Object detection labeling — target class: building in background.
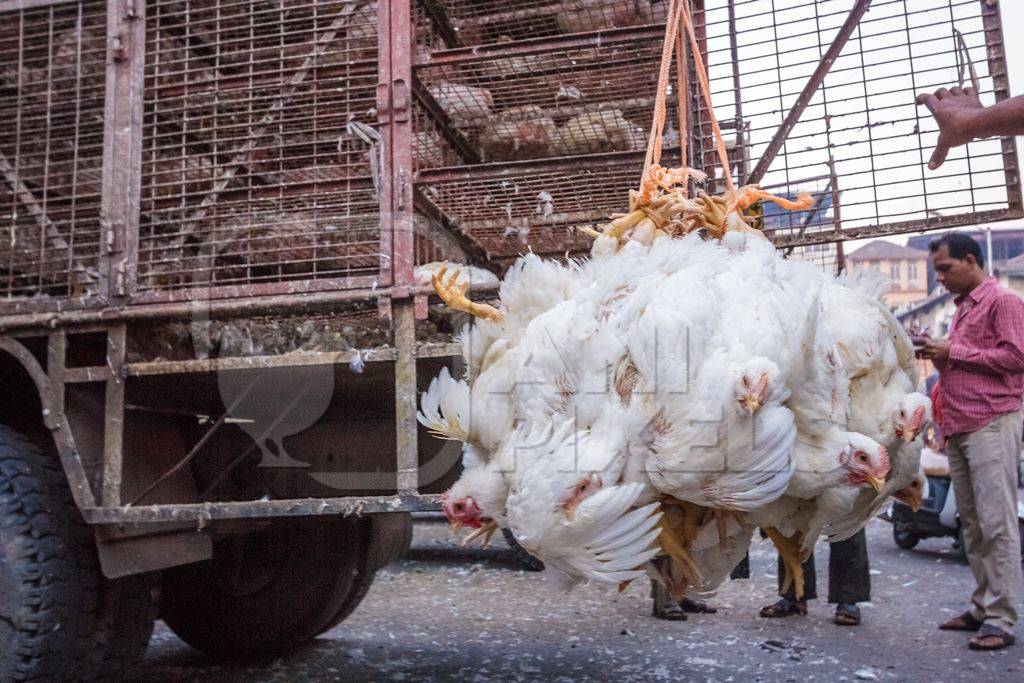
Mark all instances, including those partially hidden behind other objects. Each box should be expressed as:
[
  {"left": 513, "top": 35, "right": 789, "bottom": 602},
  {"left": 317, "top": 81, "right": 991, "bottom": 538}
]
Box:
[{"left": 846, "top": 240, "right": 929, "bottom": 307}]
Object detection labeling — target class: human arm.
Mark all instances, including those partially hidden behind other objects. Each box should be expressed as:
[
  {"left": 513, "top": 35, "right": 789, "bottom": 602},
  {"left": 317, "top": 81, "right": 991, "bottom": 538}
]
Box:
[
  {"left": 915, "top": 87, "right": 1024, "bottom": 170},
  {"left": 946, "top": 296, "right": 1024, "bottom": 375}
]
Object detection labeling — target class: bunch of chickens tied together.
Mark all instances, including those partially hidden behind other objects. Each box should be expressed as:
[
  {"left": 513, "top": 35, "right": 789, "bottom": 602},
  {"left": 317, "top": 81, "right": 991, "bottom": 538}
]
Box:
[{"left": 418, "top": 181, "right": 931, "bottom": 601}]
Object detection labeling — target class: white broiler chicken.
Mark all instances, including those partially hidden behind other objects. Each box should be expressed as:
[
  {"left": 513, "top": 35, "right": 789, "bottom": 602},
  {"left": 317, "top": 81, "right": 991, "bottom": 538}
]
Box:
[
  {"left": 555, "top": 110, "right": 647, "bottom": 156},
  {"left": 423, "top": 182, "right": 919, "bottom": 600},
  {"left": 505, "top": 417, "right": 663, "bottom": 589},
  {"left": 414, "top": 262, "right": 498, "bottom": 288},
  {"left": 478, "top": 106, "right": 558, "bottom": 161},
  {"left": 555, "top": 0, "right": 660, "bottom": 34},
  {"left": 747, "top": 427, "right": 890, "bottom": 597},
  {"left": 427, "top": 81, "right": 494, "bottom": 128}
]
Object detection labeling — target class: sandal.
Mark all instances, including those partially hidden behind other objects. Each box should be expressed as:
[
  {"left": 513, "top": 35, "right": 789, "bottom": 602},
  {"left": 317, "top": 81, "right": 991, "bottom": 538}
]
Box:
[
  {"left": 834, "top": 603, "right": 861, "bottom": 626},
  {"left": 969, "top": 624, "right": 1015, "bottom": 651},
  {"left": 759, "top": 598, "right": 807, "bottom": 618},
  {"left": 939, "top": 612, "right": 983, "bottom": 632},
  {"left": 680, "top": 597, "right": 718, "bottom": 614}
]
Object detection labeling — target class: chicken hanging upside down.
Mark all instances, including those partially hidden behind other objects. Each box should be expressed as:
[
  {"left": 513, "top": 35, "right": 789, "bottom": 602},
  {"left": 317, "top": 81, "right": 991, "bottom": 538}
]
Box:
[{"left": 420, "top": 159, "right": 926, "bottom": 603}]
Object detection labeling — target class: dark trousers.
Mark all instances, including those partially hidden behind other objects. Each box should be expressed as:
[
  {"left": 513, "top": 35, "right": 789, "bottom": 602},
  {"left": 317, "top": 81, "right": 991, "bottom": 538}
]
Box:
[{"left": 778, "top": 529, "right": 870, "bottom": 604}]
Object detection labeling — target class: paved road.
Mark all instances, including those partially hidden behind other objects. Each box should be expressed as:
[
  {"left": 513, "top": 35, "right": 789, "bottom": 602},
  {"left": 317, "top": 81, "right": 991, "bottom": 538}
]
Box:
[{"left": 137, "top": 516, "right": 1024, "bottom": 682}]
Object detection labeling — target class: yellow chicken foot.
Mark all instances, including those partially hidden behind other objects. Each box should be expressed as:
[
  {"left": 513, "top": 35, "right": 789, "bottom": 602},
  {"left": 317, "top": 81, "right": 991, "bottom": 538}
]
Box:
[
  {"left": 762, "top": 527, "right": 805, "bottom": 600},
  {"left": 432, "top": 264, "right": 504, "bottom": 322},
  {"left": 460, "top": 519, "right": 499, "bottom": 548},
  {"left": 657, "top": 512, "right": 702, "bottom": 596},
  {"left": 728, "top": 186, "right": 815, "bottom": 215},
  {"left": 713, "top": 508, "right": 735, "bottom": 551}
]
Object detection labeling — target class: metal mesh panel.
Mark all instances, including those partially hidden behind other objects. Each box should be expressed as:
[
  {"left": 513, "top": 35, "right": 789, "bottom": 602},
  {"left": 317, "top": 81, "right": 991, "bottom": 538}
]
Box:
[
  {"left": 126, "top": 304, "right": 393, "bottom": 361},
  {"left": 695, "top": 0, "right": 1020, "bottom": 241},
  {"left": 415, "top": 35, "right": 664, "bottom": 165},
  {"left": 413, "top": 0, "right": 1020, "bottom": 262},
  {"left": 138, "top": 0, "right": 382, "bottom": 292},
  {"left": 419, "top": 154, "right": 666, "bottom": 256},
  {"left": 0, "top": 1, "right": 106, "bottom": 300},
  {"left": 412, "top": 212, "right": 466, "bottom": 266},
  {"left": 417, "top": 0, "right": 669, "bottom": 52}
]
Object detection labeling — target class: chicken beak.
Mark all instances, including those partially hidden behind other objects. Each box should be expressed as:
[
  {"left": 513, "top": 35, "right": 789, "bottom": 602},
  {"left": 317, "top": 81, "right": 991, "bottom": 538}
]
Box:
[
  {"left": 740, "top": 395, "right": 762, "bottom": 414},
  {"left": 563, "top": 502, "right": 577, "bottom": 522},
  {"left": 867, "top": 474, "right": 885, "bottom": 494},
  {"left": 908, "top": 492, "right": 924, "bottom": 513},
  {"left": 450, "top": 519, "right": 464, "bottom": 534}
]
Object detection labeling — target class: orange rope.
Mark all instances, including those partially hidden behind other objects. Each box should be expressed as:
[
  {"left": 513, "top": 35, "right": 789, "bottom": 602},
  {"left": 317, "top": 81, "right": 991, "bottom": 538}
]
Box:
[
  {"left": 638, "top": 0, "right": 735, "bottom": 203},
  {"left": 640, "top": 0, "right": 683, "bottom": 185},
  {"left": 673, "top": 16, "right": 688, "bottom": 193}
]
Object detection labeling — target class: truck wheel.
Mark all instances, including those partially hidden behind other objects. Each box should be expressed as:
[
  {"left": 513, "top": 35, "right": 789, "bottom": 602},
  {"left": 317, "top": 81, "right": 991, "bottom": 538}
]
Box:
[
  {"left": 93, "top": 573, "right": 159, "bottom": 681},
  {"left": 160, "top": 517, "right": 365, "bottom": 660},
  {"left": 892, "top": 523, "right": 920, "bottom": 550},
  {"left": 0, "top": 424, "right": 103, "bottom": 681},
  {"left": 502, "top": 528, "right": 544, "bottom": 571},
  {"left": 318, "top": 513, "right": 413, "bottom": 634}
]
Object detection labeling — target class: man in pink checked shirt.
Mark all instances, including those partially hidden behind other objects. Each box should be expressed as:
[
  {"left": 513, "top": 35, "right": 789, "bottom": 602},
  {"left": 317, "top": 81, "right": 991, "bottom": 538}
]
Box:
[{"left": 918, "top": 232, "right": 1024, "bottom": 651}]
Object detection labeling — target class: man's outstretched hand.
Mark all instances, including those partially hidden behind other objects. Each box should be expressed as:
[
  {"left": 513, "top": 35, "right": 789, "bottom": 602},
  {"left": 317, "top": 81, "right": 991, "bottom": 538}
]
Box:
[{"left": 915, "top": 86, "right": 985, "bottom": 170}]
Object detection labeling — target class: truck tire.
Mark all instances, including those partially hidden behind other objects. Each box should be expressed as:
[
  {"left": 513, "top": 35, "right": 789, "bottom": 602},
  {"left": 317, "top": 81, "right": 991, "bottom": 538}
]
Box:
[
  {"left": 502, "top": 528, "right": 545, "bottom": 571},
  {"left": 93, "top": 572, "right": 160, "bottom": 681},
  {"left": 0, "top": 424, "right": 103, "bottom": 681},
  {"left": 317, "top": 513, "right": 413, "bottom": 634},
  {"left": 160, "top": 517, "right": 366, "bottom": 660}
]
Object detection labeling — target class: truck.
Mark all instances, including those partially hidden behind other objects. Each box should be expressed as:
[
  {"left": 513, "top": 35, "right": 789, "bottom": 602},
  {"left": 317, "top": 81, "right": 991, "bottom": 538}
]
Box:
[{"left": 0, "top": 0, "right": 1017, "bottom": 678}]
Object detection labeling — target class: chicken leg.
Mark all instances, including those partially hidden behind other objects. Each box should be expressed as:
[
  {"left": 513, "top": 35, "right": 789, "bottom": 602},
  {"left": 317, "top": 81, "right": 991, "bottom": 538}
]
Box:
[
  {"left": 656, "top": 506, "right": 702, "bottom": 598},
  {"left": 460, "top": 519, "right": 499, "bottom": 548},
  {"left": 712, "top": 508, "right": 747, "bottom": 550},
  {"left": 762, "top": 527, "right": 805, "bottom": 600},
  {"left": 432, "top": 264, "right": 504, "bottom": 322}
]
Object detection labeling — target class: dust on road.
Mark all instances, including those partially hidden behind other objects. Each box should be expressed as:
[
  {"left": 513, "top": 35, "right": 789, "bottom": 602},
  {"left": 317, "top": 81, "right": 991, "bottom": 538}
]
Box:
[{"left": 137, "top": 516, "right": 1024, "bottom": 682}]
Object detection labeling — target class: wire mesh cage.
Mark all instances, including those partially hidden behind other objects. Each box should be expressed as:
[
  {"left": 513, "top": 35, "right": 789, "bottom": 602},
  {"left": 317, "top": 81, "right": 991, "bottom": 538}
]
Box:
[
  {"left": 413, "top": 0, "right": 1021, "bottom": 269},
  {"left": 137, "top": 0, "right": 383, "bottom": 294},
  {"left": 0, "top": 0, "right": 1019, "bottom": 312},
  {"left": 694, "top": 0, "right": 1020, "bottom": 254},
  {"left": 0, "top": 0, "right": 106, "bottom": 300}
]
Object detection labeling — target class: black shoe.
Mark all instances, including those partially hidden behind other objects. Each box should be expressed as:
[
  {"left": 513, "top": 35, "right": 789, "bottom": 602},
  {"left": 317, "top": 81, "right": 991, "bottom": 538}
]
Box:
[
  {"left": 653, "top": 602, "right": 689, "bottom": 621},
  {"left": 834, "top": 603, "right": 861, "bottom": 626},
  {"left": 680, "top": 597, "right": 717, "bottom": 614}
]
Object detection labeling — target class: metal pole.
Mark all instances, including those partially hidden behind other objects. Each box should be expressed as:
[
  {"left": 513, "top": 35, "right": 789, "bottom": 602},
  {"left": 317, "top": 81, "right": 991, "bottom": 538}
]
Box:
[{"left": 987, "top": 227, "right": 994, "bottom": 276}]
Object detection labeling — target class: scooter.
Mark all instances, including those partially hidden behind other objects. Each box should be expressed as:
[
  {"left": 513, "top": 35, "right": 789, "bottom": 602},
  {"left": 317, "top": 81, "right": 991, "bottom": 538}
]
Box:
[{"left": 887, "top": 474, "right": 1024, "bottom": 560}]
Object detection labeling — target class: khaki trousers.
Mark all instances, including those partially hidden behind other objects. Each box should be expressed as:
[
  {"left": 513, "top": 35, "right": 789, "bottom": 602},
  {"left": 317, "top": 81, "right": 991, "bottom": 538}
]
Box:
[{"left": 946, "top": 409, "right": 1023, "bottom": 632}]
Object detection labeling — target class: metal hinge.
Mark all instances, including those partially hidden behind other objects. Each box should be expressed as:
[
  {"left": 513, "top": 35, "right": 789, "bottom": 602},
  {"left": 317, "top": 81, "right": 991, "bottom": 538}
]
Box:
[
  {"left": 103, "top": 219, "right": 124, "bottom": 255},
  {"left": 111, "top": 34, "right": 127, "bottom": 63},
  {"left": 123, "top": 0, "right": 139, "bottom": 20},
  {"left": 114, "top": 260, "right": 127, "bottom": 297}
]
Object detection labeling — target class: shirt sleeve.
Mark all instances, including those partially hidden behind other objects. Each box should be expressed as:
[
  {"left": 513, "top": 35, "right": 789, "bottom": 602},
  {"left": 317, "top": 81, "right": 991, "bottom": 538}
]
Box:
[{"left": 948, "top": 295, "right": 1024, "bottom": 375}]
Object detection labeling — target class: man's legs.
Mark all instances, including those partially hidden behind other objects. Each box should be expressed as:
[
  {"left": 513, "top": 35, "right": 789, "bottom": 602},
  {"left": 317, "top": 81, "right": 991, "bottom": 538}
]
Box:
[
  {"left": 827, "top": 528, "right": 870, "bottom": 625},
  {"left": 827, "top": 528, "right": 871, "bottom": 604},
  {"left": 946, "top": 431, "right": 988, "bottom": 624},
  {"left": 961, "top": 411, "right": 1023, "bottom": 633}
]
